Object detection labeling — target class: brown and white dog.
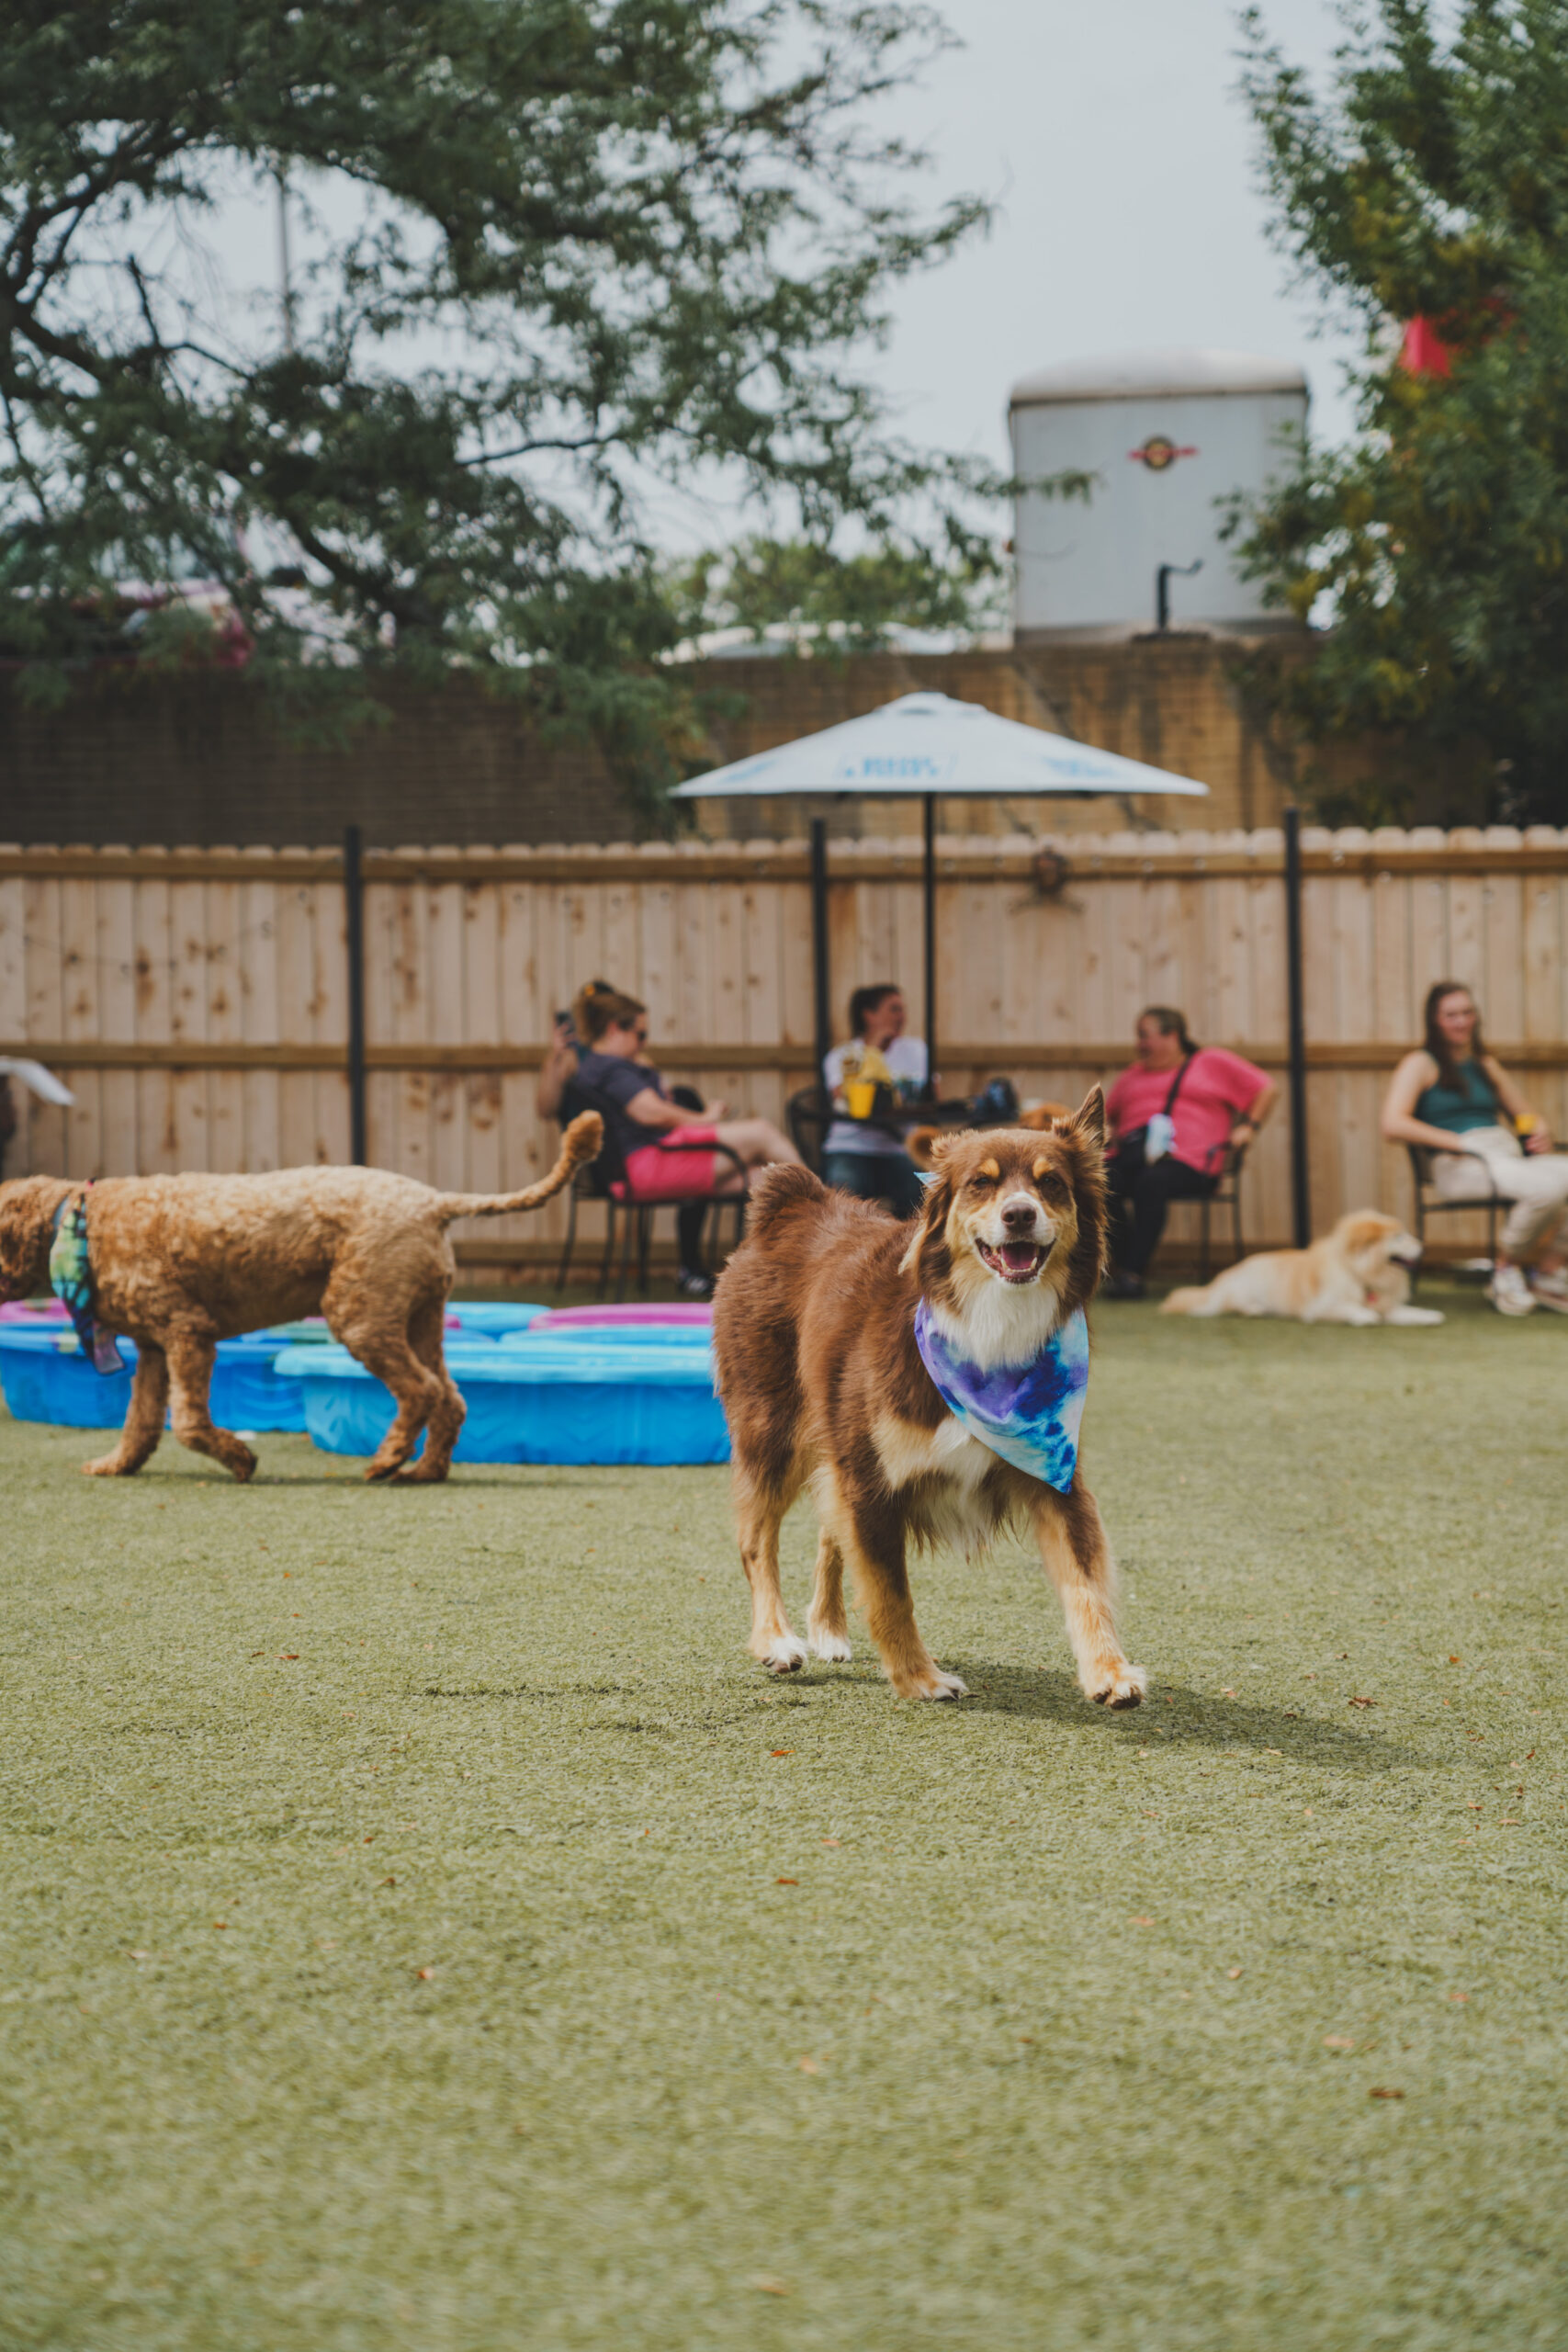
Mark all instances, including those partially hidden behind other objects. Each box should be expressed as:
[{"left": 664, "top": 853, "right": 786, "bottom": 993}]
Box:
[
  {"left": 1161, "top": 1210, "right": 1442, "bottom": 1326},
  {"left": 0, "top": 1114, "right": 600, "bottom": 1484},
  {"left": 712, "top": 1091, "right": 1145, "bottom": 1706}
]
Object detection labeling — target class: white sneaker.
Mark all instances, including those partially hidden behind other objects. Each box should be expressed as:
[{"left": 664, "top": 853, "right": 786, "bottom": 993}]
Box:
[
  {"left": 1529, "top": 1267, "right": 1568, "bottom": 1314},
  {"left": 1487, "top": 1264, "right": 1537, "bottom": 1316}
]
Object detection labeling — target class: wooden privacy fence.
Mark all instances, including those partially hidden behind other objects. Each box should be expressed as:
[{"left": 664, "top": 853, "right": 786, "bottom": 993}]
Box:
[{"left": 4, "top": 826, "right": 1567, "bottom": 1272}]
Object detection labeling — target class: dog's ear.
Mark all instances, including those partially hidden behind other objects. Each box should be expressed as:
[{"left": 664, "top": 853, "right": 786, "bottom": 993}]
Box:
[
  {"left": 925, "top": 1127, "right": 974, "bottom": 1170},
  {"left": 897, "top": 1159, "right": 954, "bottom": 1279},
  {"left": 1055, "top": 1085, "right": 1105, "bottom": 1152},
  {"left": 0, "top": 1177, "right": 67, "bottom": 1302},
  {"left": 905, "top": 1125, "right": 940, "bottom": 1172}
]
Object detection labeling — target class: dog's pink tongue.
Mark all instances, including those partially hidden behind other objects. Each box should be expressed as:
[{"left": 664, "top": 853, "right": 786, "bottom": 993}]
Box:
[{"left": 1002, "top": 1242, "right": 1038, "bottom": 1271}]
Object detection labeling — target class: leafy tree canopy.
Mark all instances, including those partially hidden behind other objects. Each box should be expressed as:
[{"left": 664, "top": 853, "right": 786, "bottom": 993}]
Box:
[
  {"left": 1236, "top": 0, "right": 1568, "bottom": 825},
  {"left": 0, "top": 0, "right": 1001, "bottom": 807},
  {"left": 665, "top": 526, "right": 1010, "bottom": 654}
]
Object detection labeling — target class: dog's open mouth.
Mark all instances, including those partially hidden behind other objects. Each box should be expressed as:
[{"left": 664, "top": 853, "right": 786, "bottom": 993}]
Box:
[{"left": 977, "top": 1238, "right": 1046, "bottom": 1284}]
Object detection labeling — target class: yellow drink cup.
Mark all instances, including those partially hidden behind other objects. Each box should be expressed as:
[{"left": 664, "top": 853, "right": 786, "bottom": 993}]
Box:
[{"left": 845, "top": 1079, "right": 877, "bottom": 1119}]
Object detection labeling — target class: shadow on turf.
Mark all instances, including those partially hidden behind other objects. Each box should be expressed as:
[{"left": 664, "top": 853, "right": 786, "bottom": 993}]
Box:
[{"left": 944, "top": 1659, "right": 1418, "bottom": 1770}]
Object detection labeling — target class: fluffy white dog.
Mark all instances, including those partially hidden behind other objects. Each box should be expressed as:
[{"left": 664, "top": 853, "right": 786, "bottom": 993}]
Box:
[{"left": 1161, "top": 1211, "right": 1443, "bottom": 1327}]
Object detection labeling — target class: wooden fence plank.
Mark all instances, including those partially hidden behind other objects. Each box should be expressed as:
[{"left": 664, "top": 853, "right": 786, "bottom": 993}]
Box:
[
  {"left": 0, "top": 865, "right": 28, "bottom": 1173},
  {"left": 60, "top": 874, "right": 103, "bottom": 1181},
  {"left": 24, "top": 875, "right": 67, "bottom": 1173},
  {"left": 98, "top": 870, "right": 137, "bottom": 1180}
]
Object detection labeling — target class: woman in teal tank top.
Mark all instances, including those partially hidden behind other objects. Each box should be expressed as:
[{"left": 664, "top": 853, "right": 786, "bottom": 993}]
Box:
[
  {"left": 1382, "top": 981, "right": 1568, "bottom": 1315},
  {"left": 1414, "top": 1055, "right": 1501, "bottom": 1136}
]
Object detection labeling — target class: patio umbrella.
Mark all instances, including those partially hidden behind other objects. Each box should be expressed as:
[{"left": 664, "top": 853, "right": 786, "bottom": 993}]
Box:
[{"left": 672, "top": 691, "right": 1208, "bottom": 1095}]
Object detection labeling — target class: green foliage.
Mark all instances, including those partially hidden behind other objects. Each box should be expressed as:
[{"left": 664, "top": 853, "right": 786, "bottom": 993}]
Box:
[
  {"left": 1235, "top": 2, "right": 1568, "bottom": 825},
  {"left": 666, "top": 527, "right": 1009, "bottom": 653},
  {"left": 0, "top": 0, "right": 996, "bottom": 813}
]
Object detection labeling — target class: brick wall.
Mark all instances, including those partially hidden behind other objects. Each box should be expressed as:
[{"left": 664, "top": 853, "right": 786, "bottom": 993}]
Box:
[
  {"left": 0, "top": 671, "right": 635, "bottom": 848},
  {"left": 1, "top": 633, "right": 1315, "bottom": 847}
]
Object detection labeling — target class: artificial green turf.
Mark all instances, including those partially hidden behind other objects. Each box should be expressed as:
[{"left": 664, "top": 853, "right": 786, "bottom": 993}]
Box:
[{"left": 1, "top": 1284, "right": 1565, "bottom": 2351}]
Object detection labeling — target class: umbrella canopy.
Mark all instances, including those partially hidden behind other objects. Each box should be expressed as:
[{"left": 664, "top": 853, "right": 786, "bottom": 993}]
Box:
[
  {"left": 671, "top": 691, "right": 1208, "bottom": 1104},
  {"left": 671, "top": 691, "right": 1211, "bottom": 803}
]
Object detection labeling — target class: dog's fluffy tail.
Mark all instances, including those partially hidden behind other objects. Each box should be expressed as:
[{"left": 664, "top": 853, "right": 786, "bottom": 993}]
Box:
[
  {"left": 743, "top": 1159, "right": 827, "bottom": 1239},
  {"left": 436, "top": 1111, "right": 603, "bottom": 1222},
  {"left": 1159, "top": 1283, "right": 1212, "bottom": 1316}
]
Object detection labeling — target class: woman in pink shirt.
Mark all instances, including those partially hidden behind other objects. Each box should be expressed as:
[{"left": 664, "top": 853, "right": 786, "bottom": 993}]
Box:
[{"left": 1102, "top": 1007, "right": 1276, "bottom": 1297}]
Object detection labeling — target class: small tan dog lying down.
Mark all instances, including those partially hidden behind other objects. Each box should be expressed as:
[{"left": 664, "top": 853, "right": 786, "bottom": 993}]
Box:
[
  {"left": 713, "top": 1092, "right": 1145, "bottom": 1707},
  {"left": 1161, "top": 1210, "right": 1442, "bottom": 1327},
  {"left": 0, "top": 1113, "right": 601, "bottom": 1483}
]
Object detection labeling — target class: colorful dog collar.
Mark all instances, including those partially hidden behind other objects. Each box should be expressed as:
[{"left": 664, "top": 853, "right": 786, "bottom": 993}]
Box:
[
  {"left": 49, "top": 1189, "right": 126, "bottom": 1375},
  {"left": 913, "top": 1299, "right": 1089, "bottom": 1493}
]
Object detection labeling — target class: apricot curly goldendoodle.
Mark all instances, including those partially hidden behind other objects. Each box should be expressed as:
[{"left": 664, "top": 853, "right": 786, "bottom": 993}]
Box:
[{"left": 0, "top": 1113, "right": 601, "bottom": 1485}]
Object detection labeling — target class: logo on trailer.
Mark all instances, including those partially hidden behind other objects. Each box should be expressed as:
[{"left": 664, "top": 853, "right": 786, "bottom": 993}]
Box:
[{"left": 1129, "top": 435, "right": 1198, "bottom": 471}]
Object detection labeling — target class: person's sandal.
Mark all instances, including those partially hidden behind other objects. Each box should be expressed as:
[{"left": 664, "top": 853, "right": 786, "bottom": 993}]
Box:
[
  {"left": 676, "top": 1267, "right": 716, "bottom": 1302},
  {"left": 1528, "top": 1267, "right": 1568, "bottom": 1314}
]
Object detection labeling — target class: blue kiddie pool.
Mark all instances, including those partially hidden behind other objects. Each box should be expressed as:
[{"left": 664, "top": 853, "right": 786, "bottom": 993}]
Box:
[
  {"left": 499, "top": 1322, "right": 713, "bottom": 1352},
  {"left": 276, "top": 1335, "right": 729, "bottom": 1466},
  {"left": 0, "top": 1326, "right": 311, "bottom": 1432},
  {"left": 447, "top": 1302, "right": 550, "bottom": 1338}
]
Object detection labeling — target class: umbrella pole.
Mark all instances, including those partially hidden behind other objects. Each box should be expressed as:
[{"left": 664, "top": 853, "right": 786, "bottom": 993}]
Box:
[
  {"left": 922, "top": 795, "right": 937, "bottom": 1101},
  {"left": 810, "top": 817, "right": 830, "bottom": 1090}
]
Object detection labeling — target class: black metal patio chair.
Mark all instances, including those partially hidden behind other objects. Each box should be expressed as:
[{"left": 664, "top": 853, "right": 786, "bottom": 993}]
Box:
[
  {"left": 553, "top": 1079, "right": 746, "bottom": 1299},
  {"left": 1405, "top": 1142, "right": 1505, "bottom": 1287}
]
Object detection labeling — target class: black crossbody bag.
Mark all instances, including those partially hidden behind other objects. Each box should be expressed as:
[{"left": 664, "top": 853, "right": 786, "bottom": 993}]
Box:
[{"left": 1114, "top": 1053, "right": 1194, "bottom": 1170}]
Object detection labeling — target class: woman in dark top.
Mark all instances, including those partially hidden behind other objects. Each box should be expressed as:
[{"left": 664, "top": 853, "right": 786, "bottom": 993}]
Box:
[
  {"left": 566, "top": 982, "right": 800, "bottom": 1296},
  {"left": 1382, "top": 978, "right": 1568, "bottom": 1316}
]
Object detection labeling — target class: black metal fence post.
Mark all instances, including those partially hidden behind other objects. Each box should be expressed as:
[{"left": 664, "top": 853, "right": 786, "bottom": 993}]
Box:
[
  {"left": 1283, "top": 804, "right": 1310, "bottom": 1246},
  {"left": 922, "top": 794, "right": 937, "bottom": 1100},
  {"left": 344, "top": 823, "right": 367, "bottom": 1166},
  {"left": 810, "top": 816, "right": 829, "bottom": 1090}
]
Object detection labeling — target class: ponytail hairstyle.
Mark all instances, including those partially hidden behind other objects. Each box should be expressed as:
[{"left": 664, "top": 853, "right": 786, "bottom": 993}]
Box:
[
  {"left": 1422, "top": 980, "right": 1484, "bottom": 1079},
  {"left": 573, "top": 978, "right": 647, "bottom": 1046},
  {"left": 1139, "top": 1004, "right": 1198, "bottom": 1056}
]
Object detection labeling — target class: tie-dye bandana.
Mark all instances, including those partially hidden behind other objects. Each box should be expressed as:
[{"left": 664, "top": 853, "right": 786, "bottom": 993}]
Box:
[
  {"left": 49, "top": 1191, "right": 125, "bottom": 1374},
  {"left": 913, "top": 1299, "right": 1089, "bottom": 1494}
]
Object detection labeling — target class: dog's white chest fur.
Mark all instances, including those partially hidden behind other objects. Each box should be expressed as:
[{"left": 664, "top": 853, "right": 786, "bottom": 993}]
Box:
[
  {"left": 873, "top": 1408, "right": 995, "bottom": 1496},
  {"left": 927, "top": 1281, "right": 1063, "bottom": 1373}
]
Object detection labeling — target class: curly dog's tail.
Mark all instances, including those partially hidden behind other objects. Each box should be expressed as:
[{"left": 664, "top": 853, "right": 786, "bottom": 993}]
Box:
[
  {"left": 436, "top": 1111, "right": 603, "bottom": 1222},
  {"left": 739, "top": 1159, "right": 828, "bottom": 1242}
]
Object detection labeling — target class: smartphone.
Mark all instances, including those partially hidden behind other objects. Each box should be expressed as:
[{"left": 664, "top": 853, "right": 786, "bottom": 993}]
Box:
[{"left": 554, "top": 1009, "right": 577, "bottom": 1043}]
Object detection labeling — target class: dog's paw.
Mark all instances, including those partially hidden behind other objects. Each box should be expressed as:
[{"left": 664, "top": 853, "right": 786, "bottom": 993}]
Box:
[
  {"left": 898, "top": 1665, "right": 969, "bottom": 1702},
  {"left": 760, "top": 1634, "right": 807, "bottom": 1675},
  {"left": 807, "top": 1627, "right": 853, "bottom": 1663},
  {"left": 229, "top": 1447, "right": 258, "bottom": 1485},
  {"left": 1086, "top": 1658, "right": 1146, "bottom": 1709},
  {"left": 80, "top": 1452, "right": 132, "bottom": 1477}
]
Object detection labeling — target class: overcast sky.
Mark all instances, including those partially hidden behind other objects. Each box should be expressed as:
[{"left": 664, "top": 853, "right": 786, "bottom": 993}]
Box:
[{"left": 859, "top": 0, "right": 1360, "bottom": 473}]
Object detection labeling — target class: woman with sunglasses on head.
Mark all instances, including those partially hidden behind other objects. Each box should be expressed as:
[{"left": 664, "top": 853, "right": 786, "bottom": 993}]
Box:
[
  {"left": 570, "top": 981, "right": 800, "bottom": 1298},
  {"left": 1382, "top": 980, "right": 1568, "bottom": 1316}
]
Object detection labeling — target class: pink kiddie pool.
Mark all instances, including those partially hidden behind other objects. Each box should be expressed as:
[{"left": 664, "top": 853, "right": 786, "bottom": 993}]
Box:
[
  {"left": 0, "top": 1301, "right": 68, "bottom": 1324},
  {"left": 530, "top": 1304, "right": 713, "bottom": 1331}
]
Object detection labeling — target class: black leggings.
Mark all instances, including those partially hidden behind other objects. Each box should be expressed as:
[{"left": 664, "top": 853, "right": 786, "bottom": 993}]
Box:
[{"left": 1108, "top": 1148, "right": 1217, "bottom": 1277}]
